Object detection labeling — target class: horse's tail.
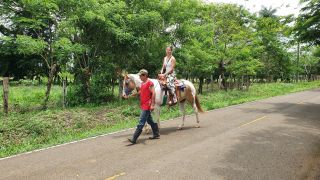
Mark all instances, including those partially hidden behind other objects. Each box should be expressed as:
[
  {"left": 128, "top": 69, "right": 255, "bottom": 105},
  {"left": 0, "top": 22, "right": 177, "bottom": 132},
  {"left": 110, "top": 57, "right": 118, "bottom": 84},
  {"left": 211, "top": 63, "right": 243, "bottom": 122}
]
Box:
[{"left": 195, "top": 95, "right": 204, "bottom": 113}]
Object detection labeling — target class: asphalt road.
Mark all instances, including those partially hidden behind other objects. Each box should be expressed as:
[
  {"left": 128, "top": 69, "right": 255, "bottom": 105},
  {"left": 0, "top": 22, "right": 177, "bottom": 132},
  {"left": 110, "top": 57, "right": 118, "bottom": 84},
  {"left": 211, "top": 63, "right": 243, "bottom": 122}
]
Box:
[{"left": 1, "top": 89, "right": 320, "bottom": 180}]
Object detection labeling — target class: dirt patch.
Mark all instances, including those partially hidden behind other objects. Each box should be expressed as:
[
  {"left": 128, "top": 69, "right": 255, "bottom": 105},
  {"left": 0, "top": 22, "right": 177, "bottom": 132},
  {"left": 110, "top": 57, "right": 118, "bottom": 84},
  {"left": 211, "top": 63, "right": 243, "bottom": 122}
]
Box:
[{"left": 299, "top": 151, "right": 320, "bottom": 180}]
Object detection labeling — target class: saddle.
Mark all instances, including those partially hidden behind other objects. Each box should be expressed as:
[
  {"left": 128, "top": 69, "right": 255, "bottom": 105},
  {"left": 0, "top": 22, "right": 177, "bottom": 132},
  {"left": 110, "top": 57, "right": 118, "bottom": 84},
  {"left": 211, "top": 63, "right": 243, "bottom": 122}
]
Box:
[{"left": 157, "top": 74, "right": 186, "bottom": 106}]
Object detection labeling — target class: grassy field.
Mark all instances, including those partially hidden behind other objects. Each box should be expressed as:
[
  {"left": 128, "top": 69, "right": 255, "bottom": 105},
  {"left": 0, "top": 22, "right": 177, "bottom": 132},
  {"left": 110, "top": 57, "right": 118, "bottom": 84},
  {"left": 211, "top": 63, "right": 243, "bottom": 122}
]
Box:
[
  {"left": 0, "top": 85, "right": 62, "bottom": 112},
  {"left": 0, "top": 81, "right": 320, "bottom": 158}
]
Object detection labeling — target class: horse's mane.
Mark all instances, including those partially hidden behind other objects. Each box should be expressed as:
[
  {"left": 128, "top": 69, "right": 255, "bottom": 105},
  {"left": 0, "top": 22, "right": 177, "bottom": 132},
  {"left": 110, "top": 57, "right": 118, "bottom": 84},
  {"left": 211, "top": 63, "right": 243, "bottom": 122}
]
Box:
[
  {"left": 128, "top": 74, "right": 142, "bottom": 87},
  {"left": 128, "top": 74, "right": 161, "bottom": 89}
]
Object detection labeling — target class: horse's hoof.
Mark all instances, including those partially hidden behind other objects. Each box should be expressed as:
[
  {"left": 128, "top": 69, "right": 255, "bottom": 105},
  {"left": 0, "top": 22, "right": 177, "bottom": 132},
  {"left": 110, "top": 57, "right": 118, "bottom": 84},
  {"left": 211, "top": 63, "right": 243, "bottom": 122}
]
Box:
[
  {"left": 144, "top": 130, "right": 150, "bottom": 134},
  {"left": 177, "top": 127, "right": 183, "bottom": 130},
  {"left": 194, "top": 125, "right": 200, "bottom": 128}
]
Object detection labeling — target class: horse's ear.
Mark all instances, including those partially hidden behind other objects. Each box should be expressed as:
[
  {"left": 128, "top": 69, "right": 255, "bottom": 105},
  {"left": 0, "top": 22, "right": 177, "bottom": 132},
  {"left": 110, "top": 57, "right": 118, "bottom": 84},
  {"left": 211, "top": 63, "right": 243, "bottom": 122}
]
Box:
[{"left": 121, "top": 70, "right": 128, "bottom": 77}]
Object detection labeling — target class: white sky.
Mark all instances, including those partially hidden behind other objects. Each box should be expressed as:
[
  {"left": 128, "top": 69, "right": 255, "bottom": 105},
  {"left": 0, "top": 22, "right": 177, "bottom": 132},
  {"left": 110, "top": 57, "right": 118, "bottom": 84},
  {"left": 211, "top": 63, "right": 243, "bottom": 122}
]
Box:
[{"left": 204, "top": 0, "right": 303, "bottom": 16}]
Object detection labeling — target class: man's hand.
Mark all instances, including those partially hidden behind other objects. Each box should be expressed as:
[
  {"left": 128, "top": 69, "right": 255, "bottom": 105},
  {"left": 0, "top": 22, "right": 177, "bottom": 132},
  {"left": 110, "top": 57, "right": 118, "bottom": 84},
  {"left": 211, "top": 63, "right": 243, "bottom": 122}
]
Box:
[{"left": 150, "top": 104, "right": 154, "bottom": 111}]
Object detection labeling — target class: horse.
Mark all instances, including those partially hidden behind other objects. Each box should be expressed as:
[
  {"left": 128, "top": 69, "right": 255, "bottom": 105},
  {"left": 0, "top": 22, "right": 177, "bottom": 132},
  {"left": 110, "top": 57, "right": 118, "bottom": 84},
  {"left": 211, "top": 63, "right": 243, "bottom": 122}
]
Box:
[{"left": 122, "top": 73, "right": 203, "bottom": 131}]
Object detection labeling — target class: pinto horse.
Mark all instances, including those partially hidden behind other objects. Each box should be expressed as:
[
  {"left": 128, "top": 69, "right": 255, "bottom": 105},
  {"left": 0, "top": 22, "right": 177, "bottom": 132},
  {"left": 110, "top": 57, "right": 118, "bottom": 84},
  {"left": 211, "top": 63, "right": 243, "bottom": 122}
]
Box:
[{"left": 122, "top": 73, "right": 203, "bottom": 131}]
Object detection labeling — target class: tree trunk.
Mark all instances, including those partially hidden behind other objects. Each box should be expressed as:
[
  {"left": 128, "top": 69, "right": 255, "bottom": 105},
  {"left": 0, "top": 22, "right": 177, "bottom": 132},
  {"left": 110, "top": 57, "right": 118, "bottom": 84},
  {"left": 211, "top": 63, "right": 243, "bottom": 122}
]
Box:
[
  {"left": 211, "top": 75, "right": 214, "bottom": 92},
  {"left": 198, "top": 77, "right": 204, "bottom": 94},
  {"left": 53, "top": 75, "right": 57, "bottom": 85},
  {"left": 43, "top": 64, "right": 57, "bottom": 110},
  {"left": 307, "top": 73, "right": 312, "bottom": 81},
  {"left": 241, "top": 75, "right": 244, "bottom": 90},
  {"left": 57, "top": 75, "right": 61, "bottom": 85},
  {"left": 112, "top": 78, "right": 115, "bottom": 96},
  {"left": 3, "top": 77, "right": 9, "bottom": 115},
  {"left": 62, "top": 77, "right": 67, "bottom": 109},
  {"left": 296, "top": 42, "right": 300, "bottom": 82},
  {"left": 246, "top": 76, "right": 251, "bottom": 90},
  {"left": 222, "top": 76, "right": 227, "bottom": 91},
  {"left": 118, "top": 76, "right": 123, "bottom": 99},
  {"left": 82, "top": 68, "right": 91, "bottom": 103}
]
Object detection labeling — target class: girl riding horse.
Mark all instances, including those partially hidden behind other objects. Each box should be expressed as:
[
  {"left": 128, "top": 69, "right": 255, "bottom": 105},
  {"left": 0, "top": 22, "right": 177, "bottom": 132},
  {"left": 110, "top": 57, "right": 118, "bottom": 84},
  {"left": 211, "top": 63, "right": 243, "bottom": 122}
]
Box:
[
  {"left": 123, "top": 72, "right": 203, "bottom": 130},
  {"left": 159, "top": 46, "right": 177, "bottom": 106}
]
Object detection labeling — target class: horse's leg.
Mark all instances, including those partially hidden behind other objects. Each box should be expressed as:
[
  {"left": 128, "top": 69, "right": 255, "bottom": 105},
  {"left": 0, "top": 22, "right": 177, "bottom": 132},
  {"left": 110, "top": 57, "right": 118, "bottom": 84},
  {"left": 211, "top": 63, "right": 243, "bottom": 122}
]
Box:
[
  {"left": 143, "top": 108, "right": 152, "bottom": 134},
  {"left": 192, "top": 98, "right": 200, "bottom": 128},
  {"left": 153, "top": 104, "right": 161, "bottom": 128},
  {"left": 178, "top": 101, "right": 186, "bottom": 130},
  {"left": 145, "top": 103, "right": 161, "bottom": 135},
  {"left": 143, "top": 124, "right": 151, "bottom": 134}
]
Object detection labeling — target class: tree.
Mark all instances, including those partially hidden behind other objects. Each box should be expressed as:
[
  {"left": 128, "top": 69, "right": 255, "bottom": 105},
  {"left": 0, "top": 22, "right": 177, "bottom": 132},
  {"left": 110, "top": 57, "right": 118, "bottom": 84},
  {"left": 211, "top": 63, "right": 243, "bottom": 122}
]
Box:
[
  {"left": 0, "top": 2, "right": 45, "bottom": 80},
  {"left": 255, "top": 8, "right": 292, "bottom": 82},
  {"left": 209, "top": 4, "right": 258, "bottom": 88},
  {"left": 227, "top": 31, "right": 262, "bottom": 89},
  {"left": 0, "top": 0, "right": 78, "bottom": 109},
  {"left": 59, "top": 0, "right": 165, "bottom": 103},
  {"left": 299, "top": 46, "right": 320, "bottom": 80},
  {"left": 259, "top": 6, "right": 277, "bottom": 18},
  {"left": 295, "top": 0, "right": 320, "bottom": 45},
  {"left": 293, "top": 0, "right": 320, "bottom": 79},
  {"left": 175, "top": 3, "right": 217, "bottom": 93}
]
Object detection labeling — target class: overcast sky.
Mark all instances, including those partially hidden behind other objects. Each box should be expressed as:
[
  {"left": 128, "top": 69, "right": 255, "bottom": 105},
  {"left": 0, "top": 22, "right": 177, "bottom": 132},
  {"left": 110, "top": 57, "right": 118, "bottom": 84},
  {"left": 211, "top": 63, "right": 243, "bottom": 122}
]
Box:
[{"left": 204, "top": 0, "right": 303, "bottom": 16}]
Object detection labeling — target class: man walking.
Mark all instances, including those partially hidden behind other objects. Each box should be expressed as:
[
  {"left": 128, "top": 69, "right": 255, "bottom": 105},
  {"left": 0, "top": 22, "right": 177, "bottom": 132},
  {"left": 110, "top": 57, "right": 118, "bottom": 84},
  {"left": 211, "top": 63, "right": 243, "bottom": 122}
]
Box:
[{"left": 128, "top": 69, "right": 160, "bottom": 144}]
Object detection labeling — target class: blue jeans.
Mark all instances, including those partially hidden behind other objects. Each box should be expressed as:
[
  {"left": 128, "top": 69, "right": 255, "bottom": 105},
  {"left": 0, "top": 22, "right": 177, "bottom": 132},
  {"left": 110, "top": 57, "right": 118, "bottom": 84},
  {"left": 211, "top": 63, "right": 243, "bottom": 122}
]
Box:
[{"left": 137, "top": 110, "right": 156, "bottom": 131}]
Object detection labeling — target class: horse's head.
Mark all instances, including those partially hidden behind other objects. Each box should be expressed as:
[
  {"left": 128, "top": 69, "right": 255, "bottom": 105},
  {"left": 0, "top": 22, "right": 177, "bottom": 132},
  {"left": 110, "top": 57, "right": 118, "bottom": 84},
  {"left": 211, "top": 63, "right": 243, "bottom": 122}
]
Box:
[{"left": 122, "top": 74, "right": 140, "bottom": 99}]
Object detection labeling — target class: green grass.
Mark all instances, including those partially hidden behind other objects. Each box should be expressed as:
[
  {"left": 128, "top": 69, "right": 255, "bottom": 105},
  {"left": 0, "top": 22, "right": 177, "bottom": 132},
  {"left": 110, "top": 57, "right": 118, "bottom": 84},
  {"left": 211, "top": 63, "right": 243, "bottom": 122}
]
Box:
[
  {"left": 0, "top": 85, "right": 62, "bottom": 112},
  {"left": 0, "top": 81, "right": 320, "bottom": 158}
]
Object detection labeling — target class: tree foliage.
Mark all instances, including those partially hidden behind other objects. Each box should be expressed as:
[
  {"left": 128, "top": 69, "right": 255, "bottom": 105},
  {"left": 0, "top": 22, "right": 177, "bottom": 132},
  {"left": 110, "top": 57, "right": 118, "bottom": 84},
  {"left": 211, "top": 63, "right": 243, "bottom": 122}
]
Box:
[{"left": 0, "top": 0, "right": 319, "bottom": 106}]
